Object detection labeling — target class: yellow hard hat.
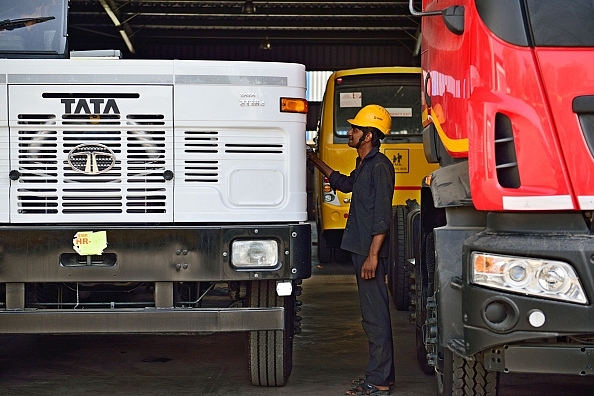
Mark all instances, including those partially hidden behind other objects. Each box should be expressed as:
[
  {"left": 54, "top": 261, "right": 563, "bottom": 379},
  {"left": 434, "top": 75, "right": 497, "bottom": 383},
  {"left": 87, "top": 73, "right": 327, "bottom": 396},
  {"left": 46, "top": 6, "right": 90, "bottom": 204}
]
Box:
[{"left": 347, "top": 104, "right": 392, "bottom": 137}]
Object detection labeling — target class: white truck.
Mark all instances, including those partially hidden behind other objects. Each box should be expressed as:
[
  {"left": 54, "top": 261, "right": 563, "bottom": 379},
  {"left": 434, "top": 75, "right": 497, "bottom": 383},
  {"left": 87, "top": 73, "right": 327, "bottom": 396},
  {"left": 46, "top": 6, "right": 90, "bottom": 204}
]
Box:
[{"left": 0, "top": 0, "right": 311, "bottom": 387}]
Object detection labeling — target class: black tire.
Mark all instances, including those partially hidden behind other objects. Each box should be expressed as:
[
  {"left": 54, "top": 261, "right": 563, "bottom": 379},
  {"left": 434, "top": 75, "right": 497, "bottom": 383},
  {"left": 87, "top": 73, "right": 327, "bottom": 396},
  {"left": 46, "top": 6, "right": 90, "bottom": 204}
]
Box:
[
  {"left": 389, "top": 205, "right": 411, "bottom": 311},
  {"left": 248, "top": 280, "right": 294, "bottom": 387},
  {"left": 414, "top": 257, "right": 434, "bottom": 375},
  {"left": 437, "top": 348, "right": 499, "bottom": 396},
  {"left": 317, "top": 228, "right": 333, "bottom": 263}
]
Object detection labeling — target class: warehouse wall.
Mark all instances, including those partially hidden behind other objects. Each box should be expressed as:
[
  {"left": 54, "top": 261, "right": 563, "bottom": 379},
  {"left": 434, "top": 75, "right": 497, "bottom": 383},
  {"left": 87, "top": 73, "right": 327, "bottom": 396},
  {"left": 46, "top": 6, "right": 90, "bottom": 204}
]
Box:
[{"left": 137, "top": 42, "right": 419, "bottom": 70}]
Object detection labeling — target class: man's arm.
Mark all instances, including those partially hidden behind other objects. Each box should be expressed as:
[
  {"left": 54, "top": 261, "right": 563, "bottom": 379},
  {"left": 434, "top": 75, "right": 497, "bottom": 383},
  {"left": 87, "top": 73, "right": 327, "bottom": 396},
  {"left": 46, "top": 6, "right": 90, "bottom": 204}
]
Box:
[
  {"left": 360, "top": 232, "right": 387, "bottom": 279},
  {"left": 307, "top": 150, "right": 354, "bottom": 193},
  {"left": 307, "top": 150, "right": 334, "bottom": 178}
]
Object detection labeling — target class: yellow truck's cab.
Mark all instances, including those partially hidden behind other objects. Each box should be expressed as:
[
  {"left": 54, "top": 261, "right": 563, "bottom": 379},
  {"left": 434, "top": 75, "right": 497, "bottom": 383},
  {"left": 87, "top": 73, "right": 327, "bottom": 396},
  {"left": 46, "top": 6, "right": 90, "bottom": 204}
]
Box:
[{"left": 314, "top": 66, "right": 438, "bottom": 271}]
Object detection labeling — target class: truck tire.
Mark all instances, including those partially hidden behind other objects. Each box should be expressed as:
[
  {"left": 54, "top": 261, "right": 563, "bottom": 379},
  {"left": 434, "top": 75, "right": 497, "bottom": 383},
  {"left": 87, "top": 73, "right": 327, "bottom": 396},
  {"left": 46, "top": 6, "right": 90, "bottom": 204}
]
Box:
[
  {"left": 248, "top": 280, "right": 293, "bottom": 387},
  {"left": 414, "top": 258, "right": 434, "bottom": 375},
  {"left": 389, "top": 205, "right": 411, "bottom": 311},
  {"left": 414, "top": 231, "right": 434, "bottom": 374},
  {"left": 437, "top": 349, "right": 499, "bottom": 396}
]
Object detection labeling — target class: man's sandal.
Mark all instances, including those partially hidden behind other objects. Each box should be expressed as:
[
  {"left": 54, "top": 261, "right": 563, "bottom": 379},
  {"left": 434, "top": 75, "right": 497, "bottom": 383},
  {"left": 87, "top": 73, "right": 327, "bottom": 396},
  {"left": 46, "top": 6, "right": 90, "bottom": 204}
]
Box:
[
  {"left": 345, "top": 381, "right": 390, "bottom": 396},
  {"left": 352, "top": 377, "right": 394, "bottom": 390}
]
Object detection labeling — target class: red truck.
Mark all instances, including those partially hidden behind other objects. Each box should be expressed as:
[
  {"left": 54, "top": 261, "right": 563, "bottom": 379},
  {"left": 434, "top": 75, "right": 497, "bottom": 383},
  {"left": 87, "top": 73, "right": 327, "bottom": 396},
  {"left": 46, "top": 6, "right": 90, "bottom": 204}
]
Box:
[{"left": 408, "top": 0, "right": 594, "bottom": 394}]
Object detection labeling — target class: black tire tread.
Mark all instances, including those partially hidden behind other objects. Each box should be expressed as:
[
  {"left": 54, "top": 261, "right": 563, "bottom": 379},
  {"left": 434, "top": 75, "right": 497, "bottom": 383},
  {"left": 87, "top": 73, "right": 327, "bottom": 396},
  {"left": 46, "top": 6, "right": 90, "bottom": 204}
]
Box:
[
  {"left": 248, "top": 280, "right": 293, "bottom": 387},
  {"left": 390, "top": 205, "right": 411, "bottom": 311},
  {"left": 452, "top": 352, "right": 498, "bottom": 396}
]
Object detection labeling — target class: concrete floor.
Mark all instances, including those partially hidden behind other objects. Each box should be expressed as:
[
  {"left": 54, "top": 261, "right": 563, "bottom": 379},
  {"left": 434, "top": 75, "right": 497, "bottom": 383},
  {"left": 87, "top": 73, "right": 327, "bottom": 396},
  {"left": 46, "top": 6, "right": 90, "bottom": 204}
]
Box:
[
  {"left": 0, "top": 262, "right": 437, "bottom": 396},
  {"left": 0, "top": 236, "right": 592, "bottom": 395}
]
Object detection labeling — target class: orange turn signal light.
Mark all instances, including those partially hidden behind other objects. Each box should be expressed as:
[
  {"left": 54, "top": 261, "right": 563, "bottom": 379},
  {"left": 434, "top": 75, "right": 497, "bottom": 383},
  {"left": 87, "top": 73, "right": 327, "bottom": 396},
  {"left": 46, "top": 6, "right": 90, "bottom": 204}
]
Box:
[{"left": 280, "top": 97, "right": 308, "bottom": 114}]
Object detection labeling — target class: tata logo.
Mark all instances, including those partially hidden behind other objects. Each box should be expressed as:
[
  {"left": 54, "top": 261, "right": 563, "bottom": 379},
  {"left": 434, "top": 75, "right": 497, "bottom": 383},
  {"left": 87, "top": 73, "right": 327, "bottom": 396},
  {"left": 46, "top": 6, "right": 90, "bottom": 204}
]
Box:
[
  {"left": 67, "top": 144, "right": 116, "bottom": 175},
  {"left": 61, "top": 98, "right": 120, "bottom": 115}
]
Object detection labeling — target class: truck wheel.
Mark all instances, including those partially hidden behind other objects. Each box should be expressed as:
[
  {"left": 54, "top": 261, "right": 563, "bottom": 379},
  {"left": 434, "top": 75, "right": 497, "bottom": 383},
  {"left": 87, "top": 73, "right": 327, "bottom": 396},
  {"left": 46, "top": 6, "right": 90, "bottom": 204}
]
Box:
[
  {"left": 317, "top": 227, "right": 333, "bottom": 263},
  {"left": 389, "top": 205, "right": 410, "bottom": 311},
  {"left": 248, "top": 280, "right": 293, "bottom": 387},
  {"left": 414, "top": 259, "right": 434, "bottom": 375},
  {"left": 437, "top": 349, "right": 499, "bottom": 396},
  {"left": 415, "top": 231, "right": 435, "bottom": 374}
]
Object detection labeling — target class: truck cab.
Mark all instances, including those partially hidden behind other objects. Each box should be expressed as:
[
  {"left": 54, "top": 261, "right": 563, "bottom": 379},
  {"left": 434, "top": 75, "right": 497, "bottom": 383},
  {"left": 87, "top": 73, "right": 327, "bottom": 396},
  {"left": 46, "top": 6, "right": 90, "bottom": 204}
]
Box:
[
  {"left": 410, "top": 0, "right": 594, "bottom": 394},
  {"left": 0, "top": 0, "right": 310, "bottom": 387}
]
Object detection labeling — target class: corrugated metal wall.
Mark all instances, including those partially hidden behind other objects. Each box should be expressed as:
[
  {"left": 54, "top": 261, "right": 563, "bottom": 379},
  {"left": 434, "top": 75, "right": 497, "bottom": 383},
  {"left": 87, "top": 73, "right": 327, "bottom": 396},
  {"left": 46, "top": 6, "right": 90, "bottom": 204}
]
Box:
[
  {"left": 139, "top": 42, "right": 419, "bottom": 71},
  {"left": 307, "top": 71, "right": 333, "bottom": 102}
]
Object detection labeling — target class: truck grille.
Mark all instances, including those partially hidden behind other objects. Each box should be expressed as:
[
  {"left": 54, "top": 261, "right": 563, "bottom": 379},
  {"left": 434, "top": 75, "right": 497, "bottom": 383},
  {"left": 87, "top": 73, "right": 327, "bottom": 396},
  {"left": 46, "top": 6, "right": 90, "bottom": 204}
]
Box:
[
  {"left": 180, "top": 130, "right": 285, "bottom": 184},
  {"left": 13, "top": 114, "right": 171, "bottom": 217}
]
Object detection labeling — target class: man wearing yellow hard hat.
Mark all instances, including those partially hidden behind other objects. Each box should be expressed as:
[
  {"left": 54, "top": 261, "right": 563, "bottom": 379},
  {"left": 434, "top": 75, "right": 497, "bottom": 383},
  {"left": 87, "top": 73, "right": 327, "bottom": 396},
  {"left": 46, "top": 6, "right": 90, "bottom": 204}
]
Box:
[{"left": 308, "top": 104, "right": 395, "bottom": 396}]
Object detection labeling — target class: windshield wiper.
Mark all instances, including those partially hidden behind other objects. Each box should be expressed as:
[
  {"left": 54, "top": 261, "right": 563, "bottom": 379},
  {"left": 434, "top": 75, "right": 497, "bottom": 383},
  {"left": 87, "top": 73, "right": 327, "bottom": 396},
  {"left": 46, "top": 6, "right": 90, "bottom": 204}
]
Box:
[{"left": 0, "top": 16, "right": 55, "bottom": 31}]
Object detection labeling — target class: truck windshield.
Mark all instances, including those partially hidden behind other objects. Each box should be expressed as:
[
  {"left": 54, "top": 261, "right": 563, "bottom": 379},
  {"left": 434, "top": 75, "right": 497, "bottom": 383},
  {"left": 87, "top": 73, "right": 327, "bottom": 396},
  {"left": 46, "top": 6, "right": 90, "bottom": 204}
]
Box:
[
  {"left": 0, "top": 0, "right": 66, "bottom": 56},
  {"left": 333, "top": 74, "right": 422, "bottom": 139},
  {"left": 526, "top": 0, "right": 594, "bottom": 47}
]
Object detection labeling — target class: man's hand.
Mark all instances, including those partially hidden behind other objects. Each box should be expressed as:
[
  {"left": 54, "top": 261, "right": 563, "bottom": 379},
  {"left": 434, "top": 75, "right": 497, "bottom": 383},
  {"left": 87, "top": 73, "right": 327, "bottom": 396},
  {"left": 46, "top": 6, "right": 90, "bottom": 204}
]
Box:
[
  {"left": 306, "top": 146, "right": 316, "bottom": 162},
  {"left": 307, "top": 148, "right": 335, "bottom": 178},
  {"left": 361, "top": 233, "right": 387, "bottom": 279},
  {"left": 361, "top": 255, "right": 378, "bottom": 279}
]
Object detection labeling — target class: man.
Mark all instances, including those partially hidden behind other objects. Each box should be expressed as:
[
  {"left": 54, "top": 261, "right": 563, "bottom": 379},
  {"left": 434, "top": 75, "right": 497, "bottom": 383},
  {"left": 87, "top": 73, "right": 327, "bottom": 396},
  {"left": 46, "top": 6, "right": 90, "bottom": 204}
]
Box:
[{"left": 307, "top": 104, "right": 395, "bottom": 396}]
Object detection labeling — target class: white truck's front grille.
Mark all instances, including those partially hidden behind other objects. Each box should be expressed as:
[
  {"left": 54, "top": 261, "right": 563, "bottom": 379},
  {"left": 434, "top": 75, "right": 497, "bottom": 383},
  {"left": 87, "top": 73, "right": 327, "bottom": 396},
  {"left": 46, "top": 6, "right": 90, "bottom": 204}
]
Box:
[
  {"left": 8, "top": 84, "right": 174, "bottom": 223},
  {"left": 5, "top": 67, "right": 306, "bottom": 224},
  {"left": 15, "top": 126, "right": 169, "bottom": 215}
]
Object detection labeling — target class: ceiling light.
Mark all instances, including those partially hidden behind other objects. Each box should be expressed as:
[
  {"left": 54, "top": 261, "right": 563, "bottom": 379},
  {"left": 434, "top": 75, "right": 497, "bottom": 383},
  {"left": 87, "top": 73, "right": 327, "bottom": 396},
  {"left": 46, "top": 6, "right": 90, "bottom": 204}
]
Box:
[
  {"left": 242, "top": 0, "right": 256, "bottom": 14},
  {"left": 99, "top": 0, "right": 121, "bottom": 26},
  {"left": 99, "top": 0, "right": 135, "bottom": 53},
  {"left": 259, "top": 37, "right": 271, "bottom": 50},
  {"left": 119, "top": 30, "right": 136, "bottom": 54}
]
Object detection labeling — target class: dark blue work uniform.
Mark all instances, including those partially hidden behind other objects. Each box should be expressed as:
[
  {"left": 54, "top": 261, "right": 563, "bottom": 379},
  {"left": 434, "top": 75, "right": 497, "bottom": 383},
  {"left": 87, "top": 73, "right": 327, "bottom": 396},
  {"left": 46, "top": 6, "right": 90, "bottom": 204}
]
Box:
[{"left": 328, "top": 145, "right": 395, "bottom": 387}]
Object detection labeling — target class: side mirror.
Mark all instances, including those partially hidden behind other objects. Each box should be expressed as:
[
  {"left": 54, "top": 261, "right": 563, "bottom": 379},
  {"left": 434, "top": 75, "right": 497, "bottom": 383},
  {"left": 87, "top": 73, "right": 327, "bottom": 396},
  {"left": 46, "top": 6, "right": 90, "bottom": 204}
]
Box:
[
  {"left": 442, "top": 6, "right": 465, "bottom": 35},
  {"left": 409, "top": 0, "right": 465, "bottom": 35}
]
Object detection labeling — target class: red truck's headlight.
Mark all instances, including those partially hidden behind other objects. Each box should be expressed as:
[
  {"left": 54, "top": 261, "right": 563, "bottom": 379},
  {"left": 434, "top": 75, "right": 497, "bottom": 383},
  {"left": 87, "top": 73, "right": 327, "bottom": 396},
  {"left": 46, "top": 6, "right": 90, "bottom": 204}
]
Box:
[{"left": 471, "top": 252, "right": 587, "bottom": 305}]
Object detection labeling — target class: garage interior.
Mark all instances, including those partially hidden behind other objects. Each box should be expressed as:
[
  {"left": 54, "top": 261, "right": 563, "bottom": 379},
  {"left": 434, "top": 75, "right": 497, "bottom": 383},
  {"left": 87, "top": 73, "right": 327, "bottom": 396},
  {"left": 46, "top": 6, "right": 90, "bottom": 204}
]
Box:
[
  {"left": 67, "top": 0, "right": 422, "bottom": 70},
  {"left": 2, "top": 2, "right": 593, "bottom": 395}
]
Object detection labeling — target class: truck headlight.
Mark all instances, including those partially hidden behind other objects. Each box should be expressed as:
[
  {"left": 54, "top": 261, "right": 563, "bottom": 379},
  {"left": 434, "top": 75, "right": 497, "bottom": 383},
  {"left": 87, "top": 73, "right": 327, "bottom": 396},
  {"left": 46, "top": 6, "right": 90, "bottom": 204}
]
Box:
[
  {"left": 471, "top": 252, "right": 587, "bottom": 304},
  {"left": 231, "top": 240, "right": 279, "bottom": 268}
]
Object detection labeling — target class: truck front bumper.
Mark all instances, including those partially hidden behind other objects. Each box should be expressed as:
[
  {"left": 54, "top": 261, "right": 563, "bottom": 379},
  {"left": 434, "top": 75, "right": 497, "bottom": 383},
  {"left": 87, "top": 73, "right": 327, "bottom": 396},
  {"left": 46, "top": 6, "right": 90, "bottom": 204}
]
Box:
[
  {"left": 0, "top": 223, "right": 310, "bottom": 334},
  {"left": 0, "top": 223, "right": 311, "bottom": 283},
  {"left": 483, "top": 343, "right": 594, "bottom": 376},
  {"left": 460, "top": 213, "right": 594, "bottom": 374},
  {"left": 0, "top": 306, "right": 284, "bottom": 334}
]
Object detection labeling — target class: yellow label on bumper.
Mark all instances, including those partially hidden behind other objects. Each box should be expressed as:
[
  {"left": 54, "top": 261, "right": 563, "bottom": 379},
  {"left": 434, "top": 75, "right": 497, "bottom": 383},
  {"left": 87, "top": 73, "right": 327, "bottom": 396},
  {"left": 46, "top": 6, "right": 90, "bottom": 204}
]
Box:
[{"left": 73, "top": 231, "right": 107, "bottom": 255}]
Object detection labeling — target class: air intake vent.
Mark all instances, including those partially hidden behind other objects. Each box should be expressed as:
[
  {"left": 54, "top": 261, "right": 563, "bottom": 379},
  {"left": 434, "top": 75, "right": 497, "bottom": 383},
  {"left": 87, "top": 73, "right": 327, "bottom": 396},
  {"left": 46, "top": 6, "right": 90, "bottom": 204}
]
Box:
[
  {"left": 17, "top": 114, "right": 56, "bottom": 125},
  {"left": 14, "top": 118, "right": 169, "bottom": 216},
  {"left": 183, "top": 161, "right": 219, "bottom": 183},
  {"left": 224, "top": 143, "right": 284, "bottom": 154},
  {"left": 184, "top": 131, "right": 219, "bottom": 153},
  {"left": 181, "top": 131, "right": 219, "bottom": 183},
  {"left": 494, "top": 113, "right": 521, "bottom": 189}
]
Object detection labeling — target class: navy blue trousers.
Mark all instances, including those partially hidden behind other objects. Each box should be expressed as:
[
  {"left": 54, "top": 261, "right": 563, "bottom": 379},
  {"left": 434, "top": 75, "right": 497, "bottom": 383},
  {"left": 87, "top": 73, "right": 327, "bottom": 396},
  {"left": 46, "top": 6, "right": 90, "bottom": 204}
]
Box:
[{"left": 351, "top": 253, "right": 395, "bottom": 387}]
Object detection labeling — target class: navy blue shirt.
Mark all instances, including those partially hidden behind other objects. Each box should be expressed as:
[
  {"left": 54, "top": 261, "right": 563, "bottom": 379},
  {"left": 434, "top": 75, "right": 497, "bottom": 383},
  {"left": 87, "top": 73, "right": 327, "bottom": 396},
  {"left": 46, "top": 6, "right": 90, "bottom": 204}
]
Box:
[{"left": 328, "top": 146, "right": 395, "bottom": 257}]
